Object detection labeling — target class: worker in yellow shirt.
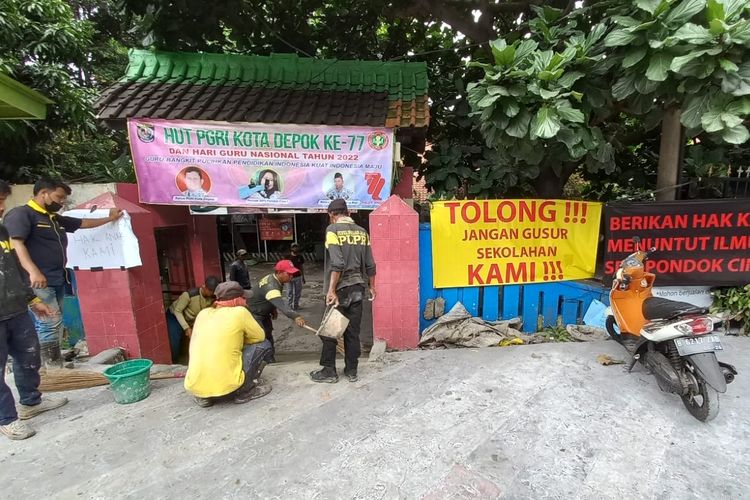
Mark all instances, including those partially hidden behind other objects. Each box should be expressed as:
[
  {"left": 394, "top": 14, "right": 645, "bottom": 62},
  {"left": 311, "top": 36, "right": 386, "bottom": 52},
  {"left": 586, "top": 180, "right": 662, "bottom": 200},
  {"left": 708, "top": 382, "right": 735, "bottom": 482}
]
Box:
[{"left": 184, "top": 281, "right": 272, "bottom": 407}]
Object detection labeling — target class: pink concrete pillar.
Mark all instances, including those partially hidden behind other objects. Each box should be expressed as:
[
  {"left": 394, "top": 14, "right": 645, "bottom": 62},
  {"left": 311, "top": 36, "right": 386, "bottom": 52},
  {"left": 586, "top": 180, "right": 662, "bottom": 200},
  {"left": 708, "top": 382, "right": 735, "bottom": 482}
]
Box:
[{"left": 369, "top": 195, "right": 420, "bottom": 349}]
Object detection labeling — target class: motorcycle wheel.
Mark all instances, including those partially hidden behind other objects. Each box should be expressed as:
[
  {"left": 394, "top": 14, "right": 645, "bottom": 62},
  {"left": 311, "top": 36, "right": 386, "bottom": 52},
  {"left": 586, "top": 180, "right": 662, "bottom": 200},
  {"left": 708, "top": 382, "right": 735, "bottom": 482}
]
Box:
[
  {"left": 681, "top": 376, "right": 720, "bottom": 422},
  {"left": 605, "top": 315, "right": 618, "bottom": 338}
]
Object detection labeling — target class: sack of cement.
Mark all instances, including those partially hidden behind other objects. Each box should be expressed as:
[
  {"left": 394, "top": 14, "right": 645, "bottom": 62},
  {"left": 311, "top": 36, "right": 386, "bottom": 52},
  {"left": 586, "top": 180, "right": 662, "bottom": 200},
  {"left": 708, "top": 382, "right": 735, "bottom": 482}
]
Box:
[{"left": 419, "top": 302, "right": 525, "bottom": 349}]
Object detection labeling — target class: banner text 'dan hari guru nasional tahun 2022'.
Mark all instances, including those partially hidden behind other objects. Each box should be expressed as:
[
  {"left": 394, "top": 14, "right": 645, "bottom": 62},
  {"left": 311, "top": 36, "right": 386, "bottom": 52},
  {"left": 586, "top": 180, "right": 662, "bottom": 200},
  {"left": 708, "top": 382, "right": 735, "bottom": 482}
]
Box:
[
  {"left": 430, "top": 199, "right": 602, "bottom": 288},
  {"left": 127, "top": 118, "right": 394, "bottom": 209}
]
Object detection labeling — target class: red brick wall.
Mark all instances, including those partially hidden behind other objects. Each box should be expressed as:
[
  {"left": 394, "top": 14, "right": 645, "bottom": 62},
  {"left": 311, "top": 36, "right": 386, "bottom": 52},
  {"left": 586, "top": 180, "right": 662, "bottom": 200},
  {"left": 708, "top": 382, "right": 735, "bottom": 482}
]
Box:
[
  {"left": 77, "top": 186, "right": 221, "bottom": 362},
  {"left": 116, "top": 183, "right": 221, "bottom": 282}
]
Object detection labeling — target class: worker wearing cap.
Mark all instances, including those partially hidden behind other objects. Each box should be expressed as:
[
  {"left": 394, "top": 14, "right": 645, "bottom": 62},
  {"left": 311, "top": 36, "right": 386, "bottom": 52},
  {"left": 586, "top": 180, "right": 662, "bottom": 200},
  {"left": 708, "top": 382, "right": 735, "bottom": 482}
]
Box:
[
  {"left": 166, "top": 276, "right": 221, "bottom": 363},
  {"left": 310, "top": 198, "right": 376, "bottom": 384},
  {"left": 246, "top": 260, "right": 306, "bottom": 363},
  {"left": 184, "top": 281, "right": 272, "bottom": 407},
  {"left": 228, "top": 249, "right": 252, "bottom": 290}
]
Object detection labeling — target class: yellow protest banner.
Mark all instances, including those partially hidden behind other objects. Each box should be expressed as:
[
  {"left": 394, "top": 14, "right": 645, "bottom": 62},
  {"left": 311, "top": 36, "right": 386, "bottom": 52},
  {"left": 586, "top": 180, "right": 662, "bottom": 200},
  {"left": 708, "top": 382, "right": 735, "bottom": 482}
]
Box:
[{"left": 430, "top": 199, "right": 602, "bottom": 288}]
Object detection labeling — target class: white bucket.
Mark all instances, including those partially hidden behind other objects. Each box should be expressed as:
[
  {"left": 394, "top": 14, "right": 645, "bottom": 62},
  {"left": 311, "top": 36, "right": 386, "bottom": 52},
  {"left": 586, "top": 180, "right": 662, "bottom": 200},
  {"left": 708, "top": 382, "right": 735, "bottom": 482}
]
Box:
[{"left": 317, "top": 307, "right": 349, "bottom": 339}]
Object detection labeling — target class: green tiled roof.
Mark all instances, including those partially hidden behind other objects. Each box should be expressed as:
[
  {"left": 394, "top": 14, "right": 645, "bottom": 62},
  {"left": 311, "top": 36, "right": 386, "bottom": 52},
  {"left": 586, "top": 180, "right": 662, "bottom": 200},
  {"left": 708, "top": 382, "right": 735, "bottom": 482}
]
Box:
[{"left": 122, "top": 49, "right": 428, "bottom": 101}]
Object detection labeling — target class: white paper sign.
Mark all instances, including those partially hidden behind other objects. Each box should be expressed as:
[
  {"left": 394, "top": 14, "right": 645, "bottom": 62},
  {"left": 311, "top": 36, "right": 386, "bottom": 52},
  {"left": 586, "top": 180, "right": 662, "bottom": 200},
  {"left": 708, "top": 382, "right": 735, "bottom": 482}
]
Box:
[
  {"left": 64, "top": 209, "right": 142, "bottom": 270},
  {"left": 652, "top": 286, "right": 714, "bottom": 308}
]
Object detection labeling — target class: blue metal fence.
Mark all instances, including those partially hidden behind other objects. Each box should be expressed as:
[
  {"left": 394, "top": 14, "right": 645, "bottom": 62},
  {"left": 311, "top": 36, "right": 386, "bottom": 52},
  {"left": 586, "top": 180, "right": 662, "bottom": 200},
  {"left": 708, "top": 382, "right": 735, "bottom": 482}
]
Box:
[{"left": 419, "top": 223, "right": 610, "bottom": 334}]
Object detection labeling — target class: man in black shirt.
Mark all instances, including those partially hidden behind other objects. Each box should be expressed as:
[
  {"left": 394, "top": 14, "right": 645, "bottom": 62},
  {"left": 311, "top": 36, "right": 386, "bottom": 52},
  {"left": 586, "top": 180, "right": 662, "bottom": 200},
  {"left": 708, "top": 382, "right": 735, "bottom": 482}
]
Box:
[
  {"left": 246, "top": 260, "right": 307, "bottom": 363},
  {"left": 0, "top": 181, "right": 68, "bottom": 441},
  {"left": 310, "top": 199, "right": 376, "bottom": 384},
  {"left": 229, "top": 249, "right": 252, "bottom": 290},
  {"left": 285, "top": 243, "right": 305, "bottom": 310},
  {"left": 4, "top": 178, "right": 122, "bottom": 367}
]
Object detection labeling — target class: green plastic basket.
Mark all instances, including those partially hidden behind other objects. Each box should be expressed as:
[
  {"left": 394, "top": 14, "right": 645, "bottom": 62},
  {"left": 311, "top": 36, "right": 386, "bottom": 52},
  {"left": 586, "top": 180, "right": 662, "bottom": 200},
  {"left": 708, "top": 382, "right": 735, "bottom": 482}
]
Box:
[{"left": 102, "top": 359, "right": 153, "bottom": 404}]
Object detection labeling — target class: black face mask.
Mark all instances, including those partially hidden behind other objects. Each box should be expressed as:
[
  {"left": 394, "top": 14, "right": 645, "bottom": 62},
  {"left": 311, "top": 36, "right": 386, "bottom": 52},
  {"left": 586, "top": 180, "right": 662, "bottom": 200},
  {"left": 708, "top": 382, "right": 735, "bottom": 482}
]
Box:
[{"left": 45, "top": 201, "right": 63, "bottom": 213}]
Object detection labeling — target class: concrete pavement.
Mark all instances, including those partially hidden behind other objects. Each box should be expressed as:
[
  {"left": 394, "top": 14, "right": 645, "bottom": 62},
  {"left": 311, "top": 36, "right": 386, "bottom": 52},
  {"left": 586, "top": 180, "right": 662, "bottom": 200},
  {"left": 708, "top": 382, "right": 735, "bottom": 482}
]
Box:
[{"left": 1, "top": 338, "right": 748, "bottom": 499}]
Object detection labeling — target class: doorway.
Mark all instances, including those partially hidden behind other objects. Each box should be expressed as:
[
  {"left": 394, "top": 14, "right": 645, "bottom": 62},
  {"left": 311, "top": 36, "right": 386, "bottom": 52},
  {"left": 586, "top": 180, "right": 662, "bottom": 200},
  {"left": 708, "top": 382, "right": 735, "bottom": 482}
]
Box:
[{"left": 155, "top": 225, "right": 194, "bottom": 308}]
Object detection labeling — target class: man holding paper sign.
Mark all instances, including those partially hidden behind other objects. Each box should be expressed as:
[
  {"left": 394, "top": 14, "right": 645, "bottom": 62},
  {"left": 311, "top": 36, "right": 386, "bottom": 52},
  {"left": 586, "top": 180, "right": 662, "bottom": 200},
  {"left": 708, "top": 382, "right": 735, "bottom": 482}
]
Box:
[{"left": 4, "top": 179, "right": 122, "bottom": 368}]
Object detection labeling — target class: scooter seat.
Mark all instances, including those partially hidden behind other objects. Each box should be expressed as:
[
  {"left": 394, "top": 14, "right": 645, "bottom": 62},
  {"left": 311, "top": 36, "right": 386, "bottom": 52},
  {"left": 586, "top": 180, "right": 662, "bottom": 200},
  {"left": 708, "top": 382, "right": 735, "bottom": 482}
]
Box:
[{"left": 642, "top": 297, "right": 706, "bottom": 321}]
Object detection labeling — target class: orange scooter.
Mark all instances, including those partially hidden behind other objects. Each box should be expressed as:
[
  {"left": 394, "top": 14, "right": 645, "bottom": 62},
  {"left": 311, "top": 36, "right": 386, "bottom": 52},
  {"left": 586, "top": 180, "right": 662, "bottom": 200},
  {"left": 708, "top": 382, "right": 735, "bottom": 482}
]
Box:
[{"left": 605, "top": 237, "right": 737, "bottom": 422}]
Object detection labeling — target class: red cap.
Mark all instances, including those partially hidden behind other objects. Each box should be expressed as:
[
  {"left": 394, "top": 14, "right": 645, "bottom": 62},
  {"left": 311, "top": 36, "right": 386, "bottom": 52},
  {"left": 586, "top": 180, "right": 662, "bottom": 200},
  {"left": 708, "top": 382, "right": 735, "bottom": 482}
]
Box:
[{"left": 275, "top": 259, "right": 300, "bottom": 275}]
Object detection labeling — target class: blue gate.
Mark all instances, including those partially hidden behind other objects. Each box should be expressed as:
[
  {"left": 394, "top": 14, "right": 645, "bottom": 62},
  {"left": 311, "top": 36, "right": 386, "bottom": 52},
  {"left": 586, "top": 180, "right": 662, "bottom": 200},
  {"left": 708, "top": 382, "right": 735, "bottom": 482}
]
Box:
[{"left": 419, "top": 223, "right": 609, "bottom": 333}]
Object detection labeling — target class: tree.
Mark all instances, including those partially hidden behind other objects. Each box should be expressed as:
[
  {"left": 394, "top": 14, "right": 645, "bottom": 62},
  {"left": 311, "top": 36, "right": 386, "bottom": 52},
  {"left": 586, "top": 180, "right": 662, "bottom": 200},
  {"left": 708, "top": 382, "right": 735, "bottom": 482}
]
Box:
[
  {"left": 0, "top": 0, "right": 136, "bottom": 183},
  {"left": 463, "top": 0, "right": 750, "bottom": 199},
  {"left": 602, "top": 0, "right": 750, "bottom": 199}
]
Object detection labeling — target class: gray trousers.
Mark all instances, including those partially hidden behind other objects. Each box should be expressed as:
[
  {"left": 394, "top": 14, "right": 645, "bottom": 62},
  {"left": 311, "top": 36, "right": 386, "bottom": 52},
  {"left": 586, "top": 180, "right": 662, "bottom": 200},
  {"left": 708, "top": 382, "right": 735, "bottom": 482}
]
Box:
[{"left": 237, "top": 340, "right": 272, "bottom": 394}]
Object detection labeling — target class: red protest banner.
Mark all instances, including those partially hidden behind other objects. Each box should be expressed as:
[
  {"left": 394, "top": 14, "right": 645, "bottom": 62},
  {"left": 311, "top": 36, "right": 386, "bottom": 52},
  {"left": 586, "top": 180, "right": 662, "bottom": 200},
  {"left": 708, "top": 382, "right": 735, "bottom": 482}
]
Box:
[{"left": 604, "top": 199, "right": 750, "bottom": 286}]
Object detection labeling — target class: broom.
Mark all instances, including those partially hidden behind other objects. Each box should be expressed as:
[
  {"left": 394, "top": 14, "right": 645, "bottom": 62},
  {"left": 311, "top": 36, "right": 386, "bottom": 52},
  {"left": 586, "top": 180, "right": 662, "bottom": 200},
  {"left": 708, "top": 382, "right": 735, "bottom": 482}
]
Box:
[{"left": 39, "top": 369, "right": 185, "bottom": 393}]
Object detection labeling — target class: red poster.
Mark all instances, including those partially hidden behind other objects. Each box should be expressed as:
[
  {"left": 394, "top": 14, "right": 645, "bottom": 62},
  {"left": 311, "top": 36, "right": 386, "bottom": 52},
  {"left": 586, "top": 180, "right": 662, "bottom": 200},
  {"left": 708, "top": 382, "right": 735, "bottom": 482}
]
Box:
[
  {"left": 259, "top": 216, "right": 294, "bottom": 241},
  {"left": 604, "top": 199, "right": 750, "bottom": 286}
]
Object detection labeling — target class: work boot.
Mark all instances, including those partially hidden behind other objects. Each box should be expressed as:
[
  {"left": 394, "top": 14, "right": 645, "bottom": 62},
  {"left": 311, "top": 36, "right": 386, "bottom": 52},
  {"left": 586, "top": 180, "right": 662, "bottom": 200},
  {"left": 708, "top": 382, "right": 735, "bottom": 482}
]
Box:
[
  {"left": 39, "top": 342, "right": 63, "bottom": 370},
  {"left": 234, "top": 384, "right": 272, "bottom": 404},
  {"left": 194, "top": 396, "right": 214, "bottom": 408},
  {"left": 309, "top": 369, "right": 339, "bottom": 384},
  {"left": 0, "top": 420, "right": 36, "bottom": 440},
  {"left": 17, "top": 396, "right": 68, "bottom": 420}
]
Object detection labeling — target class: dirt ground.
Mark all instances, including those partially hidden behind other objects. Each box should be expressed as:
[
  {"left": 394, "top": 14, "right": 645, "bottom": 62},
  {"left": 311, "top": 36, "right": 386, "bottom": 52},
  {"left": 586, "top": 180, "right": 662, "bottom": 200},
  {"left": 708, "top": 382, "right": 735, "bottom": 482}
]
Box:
[{"left": 246, "top": 261, "right": 374, "bottom": 359}]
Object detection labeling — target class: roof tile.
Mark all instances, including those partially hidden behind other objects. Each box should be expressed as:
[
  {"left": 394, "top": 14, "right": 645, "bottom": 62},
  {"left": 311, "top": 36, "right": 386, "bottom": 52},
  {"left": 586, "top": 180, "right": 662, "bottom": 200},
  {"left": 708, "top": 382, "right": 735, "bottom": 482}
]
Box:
[{"left": 96, "top": 50, "right": 429, "bottom": 131}]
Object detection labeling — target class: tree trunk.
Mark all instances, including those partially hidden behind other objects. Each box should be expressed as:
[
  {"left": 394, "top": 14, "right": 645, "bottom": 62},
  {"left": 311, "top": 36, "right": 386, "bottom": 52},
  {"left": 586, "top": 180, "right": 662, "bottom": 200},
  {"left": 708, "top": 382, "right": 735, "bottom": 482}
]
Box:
[
  {"left": 656, "top": 107, "right": 683, "bottom": 201},
  {"left": 533, "top": 163, "right": 576, "bottom": 199}
]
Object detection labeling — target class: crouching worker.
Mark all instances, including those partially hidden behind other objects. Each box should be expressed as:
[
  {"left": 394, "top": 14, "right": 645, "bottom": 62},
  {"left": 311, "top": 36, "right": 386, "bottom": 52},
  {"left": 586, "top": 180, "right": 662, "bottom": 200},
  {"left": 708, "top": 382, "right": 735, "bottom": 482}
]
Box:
[{"left": 184, "top": 281, "right": 272, "bottom": 407}]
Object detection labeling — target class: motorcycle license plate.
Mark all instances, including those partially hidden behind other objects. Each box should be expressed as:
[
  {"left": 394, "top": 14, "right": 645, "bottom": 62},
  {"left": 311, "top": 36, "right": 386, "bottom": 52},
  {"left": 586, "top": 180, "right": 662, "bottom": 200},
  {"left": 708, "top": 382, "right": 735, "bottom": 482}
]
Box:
[{"left": 674, "top": 335, "right": 723, "bottom": 356}]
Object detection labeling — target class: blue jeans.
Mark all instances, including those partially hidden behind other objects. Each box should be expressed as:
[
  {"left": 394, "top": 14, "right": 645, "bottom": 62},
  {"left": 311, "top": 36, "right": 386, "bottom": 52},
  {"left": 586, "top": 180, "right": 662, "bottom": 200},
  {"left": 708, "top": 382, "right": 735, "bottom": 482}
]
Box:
[
  {"left": 285, "top": 276, "right": 303, "bottom": 310},
  {"left": 30, "top": 286, "right": 65, "bottom": 346},
  {"left": 166, "top": 311, "right": 185, "bottom": 363},
  {"left": 0, "top": 312, "right": 42, "bottom": 425}
]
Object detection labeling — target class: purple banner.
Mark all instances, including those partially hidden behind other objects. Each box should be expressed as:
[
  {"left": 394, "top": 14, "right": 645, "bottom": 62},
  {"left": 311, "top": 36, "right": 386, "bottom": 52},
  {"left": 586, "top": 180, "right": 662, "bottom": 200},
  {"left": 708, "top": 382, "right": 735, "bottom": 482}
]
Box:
[{"left": 127, "top": 118, "right": 394, "bottom": 209}]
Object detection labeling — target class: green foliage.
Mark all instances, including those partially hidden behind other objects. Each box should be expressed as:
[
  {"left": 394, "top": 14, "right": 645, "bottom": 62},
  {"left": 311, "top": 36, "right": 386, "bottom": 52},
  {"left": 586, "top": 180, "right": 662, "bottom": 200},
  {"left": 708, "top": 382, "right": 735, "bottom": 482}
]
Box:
[
  {"left": 601, "top": 0, "right": 750, "bottom": 142},
  {"left": 711, "top": 284, "right": 750, "bottom": 334},
  {"left": 541, "top": 325, "right": 573, "bottom": 342},
  {"left": 460, "top": 0, "right": 750, "bottom": 200},
  {"left": 466, "top": 7, "right": 618, "bottom": 197},
  {"left": 3, "top": 0, "right": 747, "bottom": 197},
  {"left": 0, "top": 0, "right": 136, "bottom": 183},
  {"left": 0, "top": 0, "right": 96, "bottom": 133}
]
